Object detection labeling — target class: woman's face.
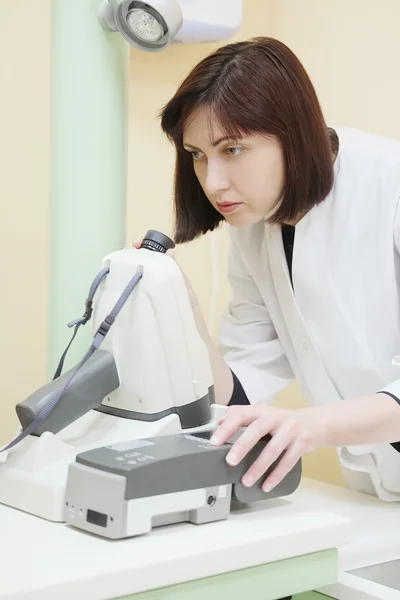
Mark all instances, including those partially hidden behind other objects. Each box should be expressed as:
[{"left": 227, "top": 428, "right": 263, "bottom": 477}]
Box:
[{"left": 183, "top": 107, "right": 285, "bottom": 227}]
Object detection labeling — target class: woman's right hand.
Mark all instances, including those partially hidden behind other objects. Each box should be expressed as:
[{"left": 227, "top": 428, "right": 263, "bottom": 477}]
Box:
[{"left": 132, "top": 238, "right": 200, "bottom": 310}]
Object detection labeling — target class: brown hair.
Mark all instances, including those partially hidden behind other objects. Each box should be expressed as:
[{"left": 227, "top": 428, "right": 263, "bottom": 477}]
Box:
[{"left": 160, "top": 37, "right": 337, "bottom": 243}]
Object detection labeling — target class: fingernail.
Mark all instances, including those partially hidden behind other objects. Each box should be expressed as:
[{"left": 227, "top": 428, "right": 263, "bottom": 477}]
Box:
[
  {"left": 210, "top": 435, "right": 220, "bottom": 445},
  {"left": 226, "top": 451, "right": 238, "bottom": 465},
  {"left": 263, "top": 483, "right": 272, "bottom": 493},
  {"left": 242, "top": 476, "right": 254, "bottom": 487}
]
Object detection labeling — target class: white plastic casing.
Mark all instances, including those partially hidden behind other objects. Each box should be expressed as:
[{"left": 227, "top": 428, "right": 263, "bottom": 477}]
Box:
[
  {"left": 173, "top": 0, "right": 242, "bottom": 44},
  {"left": 92, "top": 248, "right": 213, "bottom": 415}
]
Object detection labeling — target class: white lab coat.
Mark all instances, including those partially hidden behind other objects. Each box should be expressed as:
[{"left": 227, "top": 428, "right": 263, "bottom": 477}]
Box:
[{"left": 219, "top": 126, "right": 400, "bottom": 501}]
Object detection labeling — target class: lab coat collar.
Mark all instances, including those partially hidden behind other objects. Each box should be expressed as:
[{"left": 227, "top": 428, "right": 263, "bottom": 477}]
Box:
[{"left": 266, "top": 222, "right": 342, "bottom": 407}]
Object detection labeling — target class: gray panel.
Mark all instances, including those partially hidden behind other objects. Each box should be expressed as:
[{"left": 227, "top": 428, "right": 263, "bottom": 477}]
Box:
[
  {"left": 349, "top": 559, "right": 400, "bottom": 591},
  {"left": 75, "top": 430, "right": 302, "bottom": 501},
  {"left": 150, "top": 485, "right": 232, "bottom": 528},
  {"left": 65, "top": 464, "right": 233, "bottom": 539},
  {"left": 16, "top": 350, "right": 119, "bottom": 435},
  {"left": 188, "top": 485, "right": 232, "bottom": 524},
  {"left": 64, "top": 462, "right": 127, "bottom": 539},
  {"left": 232, "top": 458, "right": 301, "bottom": 502},
  {"left": 96, "top": 387, "right": 213, "bottom": 429}
]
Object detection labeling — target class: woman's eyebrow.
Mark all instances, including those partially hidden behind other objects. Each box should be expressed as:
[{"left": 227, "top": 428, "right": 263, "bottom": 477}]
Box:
[{"left": 183, "top": 136, "right": 238, "bottom": 150}]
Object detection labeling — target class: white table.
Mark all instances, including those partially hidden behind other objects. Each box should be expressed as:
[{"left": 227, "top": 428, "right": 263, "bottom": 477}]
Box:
[
  {"left": 0, "top": 478, "right": 351, "bottom": 600},
  {"left": 288, "top": 479, "right": 400, "bottom": 599}
]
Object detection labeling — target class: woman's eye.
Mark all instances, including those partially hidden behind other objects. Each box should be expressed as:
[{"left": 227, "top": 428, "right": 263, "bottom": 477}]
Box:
[
  {"left": 225, "top": 146, "right": 243, "bottom": 156},
  {"left": 190, "top": 150, "right": 203, "bottom": 161}
]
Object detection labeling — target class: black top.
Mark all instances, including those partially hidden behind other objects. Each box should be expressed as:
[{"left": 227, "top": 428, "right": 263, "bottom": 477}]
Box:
[
  {"left": 281, "top": 224, "right": 295, "bottom": 286},
  {"left": 228, "top": 225, "right": 400, "bottom": 453}
]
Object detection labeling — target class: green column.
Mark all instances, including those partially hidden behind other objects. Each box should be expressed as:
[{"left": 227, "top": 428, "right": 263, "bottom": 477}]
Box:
[{"left": 48, "top": 0, "right": 129, "bottom": 376}]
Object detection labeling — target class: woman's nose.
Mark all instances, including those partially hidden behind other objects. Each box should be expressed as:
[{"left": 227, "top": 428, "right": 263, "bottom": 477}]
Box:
[{"left": 204, "top": 161, "right": 230, "bottom": 196}]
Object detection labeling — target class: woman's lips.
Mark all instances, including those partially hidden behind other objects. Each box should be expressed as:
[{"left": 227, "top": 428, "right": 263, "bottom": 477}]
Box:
[{"left": 216, "top": 202, "right": 242, "bottom": 214}]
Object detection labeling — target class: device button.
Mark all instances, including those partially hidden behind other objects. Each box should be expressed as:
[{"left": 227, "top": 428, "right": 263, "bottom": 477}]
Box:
[{"left": 301, "top": 336, "right": 312, "bottom": 355}]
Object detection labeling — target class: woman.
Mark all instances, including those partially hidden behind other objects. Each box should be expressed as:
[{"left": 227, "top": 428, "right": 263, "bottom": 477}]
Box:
[{"left": 137, "top": 37, "right": 400, "bottom": 501}]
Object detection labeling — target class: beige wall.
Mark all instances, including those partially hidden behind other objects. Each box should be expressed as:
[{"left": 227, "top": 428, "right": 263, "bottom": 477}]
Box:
[
  {"left": 2, "top": 0, "right": 400, "bottom": 486},
  {"left": 269, "top": 0, "right": 400, "bottom": 141},
  {"left": 0, "top": 0, "right": 51, "bottom": 444}
]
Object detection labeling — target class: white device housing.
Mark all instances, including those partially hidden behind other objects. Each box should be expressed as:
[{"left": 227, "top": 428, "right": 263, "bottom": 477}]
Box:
[
  {"left": 0, "top": 246, "right": 221, "bottom": 522},
  {"left": 93, "top": 248, "right": 213, "bottom": 415},
  {"left": 0, "top": 405, "right": 225, "bottom": 522},
  {"left": 174, "top": 0, "right": 243, "bottom": 44}
]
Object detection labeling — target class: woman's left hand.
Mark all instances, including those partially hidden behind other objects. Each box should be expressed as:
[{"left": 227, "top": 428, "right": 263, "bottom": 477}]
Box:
[{"left": 210, "top": 404, "right": 322, "bottom": 492}]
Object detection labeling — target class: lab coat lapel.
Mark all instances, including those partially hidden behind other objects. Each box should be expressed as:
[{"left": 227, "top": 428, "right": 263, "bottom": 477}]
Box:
[{"left": 266, "top": 224, "right": 341, "bottom": 407}]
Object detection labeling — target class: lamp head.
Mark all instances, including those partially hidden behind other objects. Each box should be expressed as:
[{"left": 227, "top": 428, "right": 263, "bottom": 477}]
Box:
[{"left": 98, "top": 0, "right": 242, "bottom": 52}]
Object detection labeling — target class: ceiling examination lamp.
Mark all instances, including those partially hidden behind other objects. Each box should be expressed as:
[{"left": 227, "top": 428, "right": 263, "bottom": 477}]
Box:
[{"left": 97, "top": 0, "right": 243, "bottom": 53}]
